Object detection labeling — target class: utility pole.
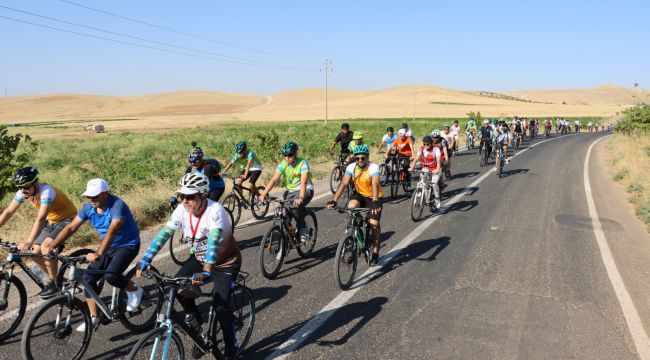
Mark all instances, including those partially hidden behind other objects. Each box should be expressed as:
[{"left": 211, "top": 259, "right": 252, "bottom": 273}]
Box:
[{"left": 323, "top": 58, "right": 332, "bottom": 126}]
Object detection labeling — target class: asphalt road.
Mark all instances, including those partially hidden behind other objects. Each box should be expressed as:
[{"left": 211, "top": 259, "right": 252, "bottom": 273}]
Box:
[{"left": 1, "top": 130, "right": 647, "bottom": 360}]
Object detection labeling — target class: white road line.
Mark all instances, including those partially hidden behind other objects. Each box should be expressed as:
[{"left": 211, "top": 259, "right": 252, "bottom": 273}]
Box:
[{"left": 583, "top": 135, "right": 650, "bottom": 359}]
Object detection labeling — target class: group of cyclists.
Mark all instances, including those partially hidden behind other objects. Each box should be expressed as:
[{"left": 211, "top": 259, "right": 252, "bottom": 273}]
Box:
[{"left": 0, "top": 113, "right": 607, "bottom": 359}]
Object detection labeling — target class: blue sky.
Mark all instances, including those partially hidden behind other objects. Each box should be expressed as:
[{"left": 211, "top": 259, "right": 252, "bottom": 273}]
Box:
[{"left": 1, "top": 0, "right": 648, "bottom": 96}]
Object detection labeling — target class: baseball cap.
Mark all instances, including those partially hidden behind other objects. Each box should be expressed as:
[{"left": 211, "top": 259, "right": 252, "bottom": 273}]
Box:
[{"left": 82, "top": 178, "right": 109, "bottom": 197}]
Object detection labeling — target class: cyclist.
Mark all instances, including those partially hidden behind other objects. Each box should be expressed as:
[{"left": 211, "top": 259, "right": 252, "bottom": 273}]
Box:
[
  {"left": 451, "top": 120, "right": 461, "bottom": 153},
  {"left": 258, "top": 141, "right": 314, "bottom": 242},
  {"left": 47, "top": 178, "right": 143, "bottom": 331},
  {"left": 0, "top": 167, "right": 77, "bottom": 299},
  {"left": 478, "top": 119, "right": 494, "bottom": 157},
  {"left": 186, "top": 145, "right": 225, "bottom": 202},
  {"left": 327, "top": 144, "right": 383, "bottom": 265},
  {"left": 440, "top": 125, "right": 455, "bottom": 177},
  {"left": 137, "top": 172, "right": 240, "bottom": 358},
  {"left": 377, "top": 127, "right": 397, "bottom": 154},
  {"left": 221, "top": 141, "right": 264, "bottom": 198},
  {"left": 408, "top": 135, "right": 442, "bottom": 209},
  {"left": 387, "top": 128, "right": 414, "bottom": 184},
  {"left": 328, "top": 122, "right": 352, "bottom": 159}
]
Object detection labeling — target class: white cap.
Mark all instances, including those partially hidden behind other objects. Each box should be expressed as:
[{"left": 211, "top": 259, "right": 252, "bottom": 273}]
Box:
[
  {"left": 82, "top": 178, "right": 109, "bottom": 197},
  {"left": 398, "top": 128, "right": 406, "bottom": 136}
]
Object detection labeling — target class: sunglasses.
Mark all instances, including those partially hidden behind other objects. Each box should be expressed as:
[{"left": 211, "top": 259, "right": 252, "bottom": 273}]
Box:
[
  {"left": 355, "top": 156, "right": 367, "bottom": 161},
  {"left": 178, "top": 193, "right": 197, "bottom": 201}
]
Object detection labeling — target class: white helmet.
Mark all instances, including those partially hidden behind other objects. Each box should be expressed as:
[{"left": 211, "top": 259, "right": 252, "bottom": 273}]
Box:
[
  {"left": 177, "top": 172, "right": 209, "bottom": 195},
  {"left": 398, "top": 128, "right": 406, "bottom": 136}
]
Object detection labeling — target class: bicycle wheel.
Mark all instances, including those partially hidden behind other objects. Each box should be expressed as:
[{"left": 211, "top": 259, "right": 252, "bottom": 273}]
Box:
[
  {"left": 57, "top": 248, "right": 105, "bottom": 292},
  {"left": 334, "top": 234, "right": 357, "bottom": 290},
  {"left": 21, "top": 295, "right": 91, "bottom": 360},
  {"left": 329, "top": 166, "right": 342, "bottom": 194},
  {"left": 118, "top": 267, "right": 163, "bottom": 333},
  {"left": 127, "top": 326, "right": 184, "bottom": 360},
  {"left": 222, "top": 194, "right": 242, "bottom": 227},
  {"left": 258, "top": 225, "right": 285, "bottom": 279},
  {"left": 410, "top": 187, "right": 424, "bottom": 221},
  {"left": 296, "top": 210, "right": 318, "bottom": 257},
  {"left": 212, "top": 285, "right": 256, "bottom": 358},
  {"left": 0, "top": 274, "right": 27, "bottom": 342},
  {"left": 250, "top": 186, "right": 269, "bottom": 220},
  {"left": 168, "top": 230, "right": 192, "bottom": 266}
]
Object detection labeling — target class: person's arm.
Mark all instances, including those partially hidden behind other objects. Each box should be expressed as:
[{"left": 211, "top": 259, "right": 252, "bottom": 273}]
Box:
[
  {"left": 0, "top": 199, "right": 22, "bottom": 228},
  {"left": 20, "top": 202, "right": 51, "bottom": 251},
  {"left": 47, "top": 216, "right": 85, "bottom": 253}
]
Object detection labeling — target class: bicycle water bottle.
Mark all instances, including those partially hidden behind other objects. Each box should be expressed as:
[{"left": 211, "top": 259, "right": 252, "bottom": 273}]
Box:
[{"left": 30, "top": 264, "right": 49, "bottom": 284}]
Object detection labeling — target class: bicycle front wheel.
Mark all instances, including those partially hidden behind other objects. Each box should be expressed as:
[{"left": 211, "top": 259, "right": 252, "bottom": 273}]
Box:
[
  {"left": 127, "top": 326, "right": 184, "bottom": 360},
  {"left": 118, "top": 266, "right": 163, "bottom": 333},
  {"left": 250, "top": 186, "right": 269, "bottom": 220},
  {"left": 21, "top": 295, "right": 91, "bottom": 360},
  {"left": 334, "top": 234, "right": 357, "bottom": 290},
  {"left": 222, "top": 194, "right": 242, "bottom": 227},
  {"left": 212, "top": 285, "right": 256, "bottom": 358},
  {"left": 259, "top": 225, "right": 285, "bottom": 279},
  {"left": 0, "top": 274, "right": 27, "bottom": 342},
  {"left": 296, "top": 210, "right": 318, "bottom": 257},
  {"left": 410, "top": 187, "right": 424, "bottom": 221},
  {"left": 168, "top": 230, "right": 192, "bottom": 265}
]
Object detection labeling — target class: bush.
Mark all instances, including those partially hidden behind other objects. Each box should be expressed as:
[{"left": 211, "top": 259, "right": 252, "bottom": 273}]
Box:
[{"left": 0, "top": 126, "right": 38, "bottom": 200}]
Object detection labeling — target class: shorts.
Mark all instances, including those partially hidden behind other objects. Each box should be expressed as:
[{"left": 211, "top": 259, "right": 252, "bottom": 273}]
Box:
[
  {"left": 349, "top": 193, "right": 383, "bottom": 221},
  {"left": 34, "top": 218, "right": 72, "bottom": 246},
  {"left": 242, "top": 170, "right": 262, "bottom": 185}
]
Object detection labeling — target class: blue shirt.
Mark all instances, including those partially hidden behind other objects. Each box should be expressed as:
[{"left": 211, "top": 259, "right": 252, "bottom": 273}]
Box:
[{"left": 77, "top": 195, "right": 140, "bottom": 248}]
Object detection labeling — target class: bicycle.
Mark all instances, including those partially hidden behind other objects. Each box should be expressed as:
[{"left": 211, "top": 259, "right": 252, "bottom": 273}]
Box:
[
  {"left": 329, "top": 151, "right": 349, "bottom": 194},
  {"left": 466, "top": 131, "right": 475, "bottom": 150},
  {"left": 332, "top": 207, "right": 374, "bottom": 290},
  {"left": 410, "top": 169, "right": 440, "bottom": 221},
  {"left": 20, "top": 253, "right": 163, "bottom": 360},
  {"left": 221, "top": 174, "right": 269, "bottom": 227},
  {"left": 258, "top": 197, "right": 318, "bottom": 279},
  {"left": 167, "top": 196, "right": 236, "bottom": 266},
  {"left": 126, "top": 269, "right": 255, "bottom": 360},
  {"left": 0, "top": 239, "right": 99, "bottom": 342},
  {"left": 389, "top": 156, "right": 412, "bottom": 199}
]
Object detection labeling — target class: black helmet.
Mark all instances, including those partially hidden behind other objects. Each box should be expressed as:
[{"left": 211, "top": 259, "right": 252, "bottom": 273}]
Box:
[
  {"left": 14, "top": 167, "right": 39, "bottom": 187},
  {"left": 386, "top": 126, "right": 394, "bottom": 132},
  {"left": 341, "top": 123, "right": 350, "bottom": 130}
]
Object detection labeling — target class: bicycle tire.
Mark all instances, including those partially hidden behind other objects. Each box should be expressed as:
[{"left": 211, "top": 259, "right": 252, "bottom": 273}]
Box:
[
  {"left": 212, "top": 285, "right": 256, "bottom": 358},
  {"left": 222, "top": 194, "right": 242, "bottom": 227},
  {"left": 250, "top": 185, "right": 269, "bottom": 220},
  {"left": 21, "top": 294, "right": 91, "bottom": 360},
  {"left": 334, "top": 234, "right": 357, "bottom": 290},
  {"left": 127, "top": 326, "right": 184, "bottom": 360},
  {"left": 258, "top": 225, "right": 285, "bottom": 279},
  {"left": 295, "top": 210, "right": 318, "bottom": 257},
  {"left": 410, "top": 187, "right": 424, "bottom": 221},
  {"left": 168, "top": 230, "right": 192, "bottom": 266},
  {"left": 0, "top": 274, "right": 27, "bottom": 342},
  {"left": 118, "top": 266, "right": 163, "bottom": 333},
  {"left": 329, "top": 166, "right": 342, "bottom": 194}
]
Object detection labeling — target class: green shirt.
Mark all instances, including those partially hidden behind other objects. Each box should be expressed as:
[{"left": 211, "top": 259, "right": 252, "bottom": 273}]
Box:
[{"left": 275, "top": 157, "right": 314, "bottom": 192}]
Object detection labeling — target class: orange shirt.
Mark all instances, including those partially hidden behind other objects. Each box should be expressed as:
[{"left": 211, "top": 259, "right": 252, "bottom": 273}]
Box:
[{"left": 391, "top": 136, "right": 413, "bottom": 157}]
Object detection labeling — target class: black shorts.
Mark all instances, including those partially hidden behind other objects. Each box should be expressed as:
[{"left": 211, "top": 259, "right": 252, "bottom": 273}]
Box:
[{"left": 349, "top": 193, "right": 383, "bottom": 221}]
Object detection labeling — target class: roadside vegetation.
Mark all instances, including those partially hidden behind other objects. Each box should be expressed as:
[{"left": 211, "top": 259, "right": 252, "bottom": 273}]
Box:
[{"left": 609, "top": 104, "right": 650, "bottom": 229}]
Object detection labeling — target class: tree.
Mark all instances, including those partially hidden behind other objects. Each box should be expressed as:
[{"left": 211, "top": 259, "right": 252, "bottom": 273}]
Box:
[{"left": 0, "top": 126, "right": 38, "bottom": 200}]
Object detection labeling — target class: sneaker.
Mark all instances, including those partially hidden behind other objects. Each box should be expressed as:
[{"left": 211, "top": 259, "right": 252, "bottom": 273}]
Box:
[
  {"left": 126, "top": 286, "right": 144, "bottom": 312},
  {"left": 39, "top": 282, "right": 58, "bottom": 299},
  {"left": 369, "top": 252, "right": 379, "bottom": 266},
  {"left": 76, "top": 316, "right": 100, "bottom": 332}
]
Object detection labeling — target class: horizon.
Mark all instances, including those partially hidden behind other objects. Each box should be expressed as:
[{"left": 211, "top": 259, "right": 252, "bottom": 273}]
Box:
[{"left": 2, "top": 0, "right": 649, "bottom": 97}]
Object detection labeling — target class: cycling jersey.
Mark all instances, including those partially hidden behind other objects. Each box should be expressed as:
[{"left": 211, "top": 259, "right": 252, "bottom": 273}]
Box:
[
  {"left": 14, "top": 184, "right": 77, "bottom": 224},
  {"left": 345, "top": 162, "right": 384, "bottom": 199},
  {"left": 382, "top": 134, "right": 397, "bottom": 148},
  {"left": 230, "top": 150, "right": 263, "bottom": 172},
  {"left": 391, "top": 136, "right": 414, "bottom": 157},
  {"left": 275, "top": 157, "right": 314, "bottom": 192},
  {"left": 416, "top": 145, "right": 441, "bottom": 171}
]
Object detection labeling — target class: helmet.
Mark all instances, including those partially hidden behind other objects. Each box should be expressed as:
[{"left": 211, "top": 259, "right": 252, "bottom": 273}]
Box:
[
  {"left": 352, "top": 131, "right": 364, "bottom": 140},
  {"left": 398, "top": 128, "right": 406, "bottom": 136},
  {"left": 14, "top": 167, "right": 39, "bottom": 187},
  {"left": 422, "top": 135, "right": 433, "bottom": 143},
  {"left": 353, "top": 144, "right": 370, "bottom": 155},
  {"left": 234, "top": 141, "right": 247, "bottom": 154},
  {"left": 341, "top": 123, "right": 350, "bottom": 130},
  {"left": 187, "top": 146, "right": 204, "bottom": 164},
  {"left": 431, "top": 130, "right": 441, "bottom": 138},
  {"left": 177, "top": 172, "right": 209, "bottom": 194},
  {"left": 483, "top": 119, "right": 489, "bottom": 124},
  {"left": 281, "top": 141, "right": 299, "bottom": 156},
  {"left": 386, "top": 126, "right": 394, "bottom": 132}
]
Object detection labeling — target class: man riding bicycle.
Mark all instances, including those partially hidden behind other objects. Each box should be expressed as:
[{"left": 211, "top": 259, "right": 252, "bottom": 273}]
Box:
[
  {"left": 137, "top": 173, "right": 241, "bottom": 359},
  {"left": 258, "top": 141, "right": 314, "bottom": 242},
  {"left": 186, "top": 145, "right": 226, "bottom": 202},
  {"left": 328, "top": 122, "right": 352, "bottom": 160},
  {"left": 408, "top": 135, "right": 442, "bottom": 209},
  {"left": 221, "top": 141, "right": 264, "bottom": 199},
  {"left": 0, "top": 167, "right": 77, "bottom": 299},
  {"left": 327, "top": 144, "right": 383, "bottom": 265},
  {"left": 387, "top": 128, "right": 414, "bottom": 183}
]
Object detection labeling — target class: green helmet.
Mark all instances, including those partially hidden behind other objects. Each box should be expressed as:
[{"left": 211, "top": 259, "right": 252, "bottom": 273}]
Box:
[
  {"left": 353, "top": 144, "right": 370, "bottom": 155},
  {"left": 234, "top": 141, "right": 247, "bottom": 154},
  {"left": 281, "top": 141, "right": 299, "bottom": 156}
]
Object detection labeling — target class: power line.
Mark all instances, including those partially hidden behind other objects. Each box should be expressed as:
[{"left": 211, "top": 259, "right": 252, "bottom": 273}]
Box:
[
  {"left": 0, "top": 5, "right": 316, "bottom": 72},
  {"left": 0, "top": 14, "right": 318, "bottom": 72},
  {"left": 58, "top": 0, "right": 321, "bottom": 64}
]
